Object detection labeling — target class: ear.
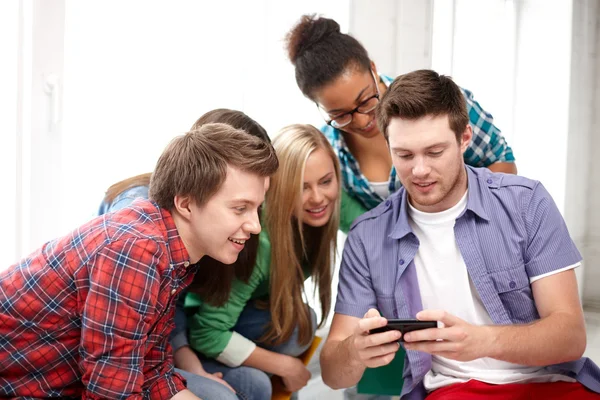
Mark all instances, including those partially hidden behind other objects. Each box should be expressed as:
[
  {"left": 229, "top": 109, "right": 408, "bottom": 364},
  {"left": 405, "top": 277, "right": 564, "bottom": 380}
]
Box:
[
  {"left": 370, "top": 60, "right": 378, "bottom": 76},
  {"left": 460, "top": 124, "right": 473, "bottom": 153},
  {"left": 173, "top": 194, "right": 193, "bottom": 221}
]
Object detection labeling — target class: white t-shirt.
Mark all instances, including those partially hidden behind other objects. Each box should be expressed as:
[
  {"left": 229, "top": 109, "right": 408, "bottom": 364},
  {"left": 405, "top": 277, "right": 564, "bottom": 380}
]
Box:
[
  {"left": 407, "top": 191, "right": 578, "bottom": 391},
  {"left": 370, "top": 181, "right": 390, "bottom": 199}
]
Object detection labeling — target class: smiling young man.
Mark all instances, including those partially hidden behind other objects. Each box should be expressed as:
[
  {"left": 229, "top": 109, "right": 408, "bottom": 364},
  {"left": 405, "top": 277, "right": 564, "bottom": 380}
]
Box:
[
  {"left": 319, "top": 70, "right": 600, "bottom": 399},
  {"left": 0, "top": 123, "right": 278, "bottom": 400}
]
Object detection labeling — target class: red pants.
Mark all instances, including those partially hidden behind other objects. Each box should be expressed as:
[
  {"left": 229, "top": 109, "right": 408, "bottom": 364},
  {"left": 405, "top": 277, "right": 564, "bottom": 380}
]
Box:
[{"left": 426, "top": 380, "right": 600, "bottom": 399}]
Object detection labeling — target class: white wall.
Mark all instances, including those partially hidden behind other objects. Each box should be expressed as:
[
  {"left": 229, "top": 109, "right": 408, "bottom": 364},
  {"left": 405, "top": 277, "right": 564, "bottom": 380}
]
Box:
[
  {"left": 350, "top": 0, "right": 433, "bottom": 77},
  {"left": 581, "top": 0, "right": 600, "bottom": 308}
]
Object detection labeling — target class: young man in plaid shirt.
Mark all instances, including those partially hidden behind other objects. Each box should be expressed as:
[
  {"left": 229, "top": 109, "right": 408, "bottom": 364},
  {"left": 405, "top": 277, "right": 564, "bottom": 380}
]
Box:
[{"left": 0, "top": 123, "right": 278, "bottom": 400}]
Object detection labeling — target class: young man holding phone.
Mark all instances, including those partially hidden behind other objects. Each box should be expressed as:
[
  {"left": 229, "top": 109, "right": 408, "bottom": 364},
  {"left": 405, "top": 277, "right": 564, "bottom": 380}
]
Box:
[{"left": 320, "top": 70, "right": 600, "bottom": 399}]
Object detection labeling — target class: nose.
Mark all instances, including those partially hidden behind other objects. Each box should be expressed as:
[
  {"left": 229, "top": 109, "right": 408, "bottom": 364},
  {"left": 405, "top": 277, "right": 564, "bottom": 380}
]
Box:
[
  {"left": 309, "top": 187, "right": 324, "bottom": 205},
  {"left": 244, "top": 211, "right": 262, "bottom": 235},
  {"left": 352, "top": 112, "right": 372, "bottom": 129},
  {"left": 412, "top": 156, "right": 431, "bottom": 177}
]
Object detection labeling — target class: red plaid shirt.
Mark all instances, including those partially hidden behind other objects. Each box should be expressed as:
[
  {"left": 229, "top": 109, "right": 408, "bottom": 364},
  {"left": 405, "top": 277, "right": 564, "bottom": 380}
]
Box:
[{"left": 0, "top": 200, "right": 198, "bottom": 399}]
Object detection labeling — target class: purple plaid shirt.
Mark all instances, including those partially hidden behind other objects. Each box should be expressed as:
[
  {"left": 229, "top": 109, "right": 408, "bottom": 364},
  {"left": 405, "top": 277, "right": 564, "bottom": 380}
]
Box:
[{"left": 336, "top": 166, "right": 600, "bottom": 399}]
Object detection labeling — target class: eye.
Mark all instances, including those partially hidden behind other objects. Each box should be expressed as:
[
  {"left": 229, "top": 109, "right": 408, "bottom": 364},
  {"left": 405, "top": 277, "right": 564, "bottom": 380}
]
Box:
[
  {"left": 396, "top": 153, "right": 413, "bottom": 160},
  {"left": 234, "top": 206, "right": 246, "bottom": 214},
  {"left": 320, "top": 179, "right": 332, "bottom": 186},
  {"left": 429, "top": 150, "right": 443, "bottom": 157}
]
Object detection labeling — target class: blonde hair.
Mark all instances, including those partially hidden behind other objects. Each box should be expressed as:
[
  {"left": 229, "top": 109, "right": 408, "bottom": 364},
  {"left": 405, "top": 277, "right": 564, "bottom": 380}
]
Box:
[{"left": 262, "top": 124, "right": 340, "bottom": 346}]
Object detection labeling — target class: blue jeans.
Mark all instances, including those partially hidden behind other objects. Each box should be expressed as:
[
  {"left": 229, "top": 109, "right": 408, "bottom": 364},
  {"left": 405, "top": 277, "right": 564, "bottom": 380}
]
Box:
[
  {"left": 200, "top": 301, "right": 318, "bottom": 400},
  {"left": 176, "top": 368, "right": 239, "bottom": 400}
]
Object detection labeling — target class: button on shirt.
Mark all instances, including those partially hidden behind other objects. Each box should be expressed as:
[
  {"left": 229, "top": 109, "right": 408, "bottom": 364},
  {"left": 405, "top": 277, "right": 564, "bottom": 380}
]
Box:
[
  {"left": 335, "top": 166, "right": 600, "bottom": 399},
  {"left": 0, "top": 199, "right": 198, "bottom": 399}
]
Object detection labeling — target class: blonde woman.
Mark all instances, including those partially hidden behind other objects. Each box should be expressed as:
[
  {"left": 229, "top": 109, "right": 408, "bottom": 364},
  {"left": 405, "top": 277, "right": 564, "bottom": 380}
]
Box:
[{"left": 182, "top": 124, "right": 364, "bottom": 397}]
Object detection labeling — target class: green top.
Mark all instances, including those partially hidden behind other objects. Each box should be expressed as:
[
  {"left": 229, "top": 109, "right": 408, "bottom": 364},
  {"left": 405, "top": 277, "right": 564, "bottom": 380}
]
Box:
[{"left": 186, "top": 189, "right": 367, "bottom": 358}]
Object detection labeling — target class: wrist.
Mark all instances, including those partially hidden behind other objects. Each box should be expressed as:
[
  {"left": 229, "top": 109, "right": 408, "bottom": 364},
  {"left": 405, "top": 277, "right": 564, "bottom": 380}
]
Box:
[
  {"left": 279, "top": 354, "right": 298, "bottom": 377},
  {"left": 481, "top": 325, "right": 500, "bottom": 359},
  {"left": 344, "top": 334, "right": 364, "bottom": 368}
]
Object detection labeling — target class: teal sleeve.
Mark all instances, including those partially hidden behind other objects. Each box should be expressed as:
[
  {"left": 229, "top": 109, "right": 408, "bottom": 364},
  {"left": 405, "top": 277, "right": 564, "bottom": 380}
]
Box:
[
  {"left": 187, "top": 233, "right": 271, "bottom": 358},
  {"left": 339, "top": 190, "right": 368, "bottom": 234}
]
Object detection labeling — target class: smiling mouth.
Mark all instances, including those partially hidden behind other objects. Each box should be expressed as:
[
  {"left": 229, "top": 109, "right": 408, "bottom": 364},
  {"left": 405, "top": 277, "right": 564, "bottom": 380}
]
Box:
[
  {"left": 228, "top": 238, "right": 247, "bottom": 245},
  {"left": 414, "top": 182, "right": 434, "bottom": 187},
  {"left": 306, "top": 205, "right": 327, "bottom": 214}
]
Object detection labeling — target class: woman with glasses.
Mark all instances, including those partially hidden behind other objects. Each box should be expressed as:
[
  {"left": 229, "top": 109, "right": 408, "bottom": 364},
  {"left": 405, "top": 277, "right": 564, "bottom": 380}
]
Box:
[{"left": 285, "top": 14, "right": 518, "bottom": 211}]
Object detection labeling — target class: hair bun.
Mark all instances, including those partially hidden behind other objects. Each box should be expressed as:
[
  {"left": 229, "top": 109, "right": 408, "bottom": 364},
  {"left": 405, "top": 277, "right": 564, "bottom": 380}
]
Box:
[{"left": 285, "top": 14, "right": 340, "bottom": 64}]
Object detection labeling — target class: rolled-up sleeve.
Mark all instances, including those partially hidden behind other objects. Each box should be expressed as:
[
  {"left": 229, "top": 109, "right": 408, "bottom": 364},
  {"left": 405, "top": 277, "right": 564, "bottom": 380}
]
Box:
[
  {"left": 461, "top": 88, "right": 515, "bottom": 167},
  {"left": 523, "top": 182, "right": 582, "bottom": 278}
]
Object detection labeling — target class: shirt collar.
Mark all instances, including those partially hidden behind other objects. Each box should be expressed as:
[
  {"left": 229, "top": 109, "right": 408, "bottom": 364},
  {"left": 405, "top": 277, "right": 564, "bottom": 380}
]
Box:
[{"left": 389, "top": 165, "right": 490, "bottom": 239}]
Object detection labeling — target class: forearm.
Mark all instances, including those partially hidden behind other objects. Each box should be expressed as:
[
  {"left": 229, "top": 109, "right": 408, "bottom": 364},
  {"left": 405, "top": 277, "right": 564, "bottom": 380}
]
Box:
[
  {"left": 171, "top": 389, "right": 202, "bottom": 400},
  {"left": 486, "top": 311, "right": 586, "bottom": 366},
  {"left": 487, "top": 161, "right": 517, "bottom": 174},
  {"left": 243, "top": 346, "right": 294, "bottom": 376},
  {"left": 320, "top": 337, "right": 366, "bottom": 389},
  {"left": 173, "top": 345, "right": 205, "bottom": 375}
]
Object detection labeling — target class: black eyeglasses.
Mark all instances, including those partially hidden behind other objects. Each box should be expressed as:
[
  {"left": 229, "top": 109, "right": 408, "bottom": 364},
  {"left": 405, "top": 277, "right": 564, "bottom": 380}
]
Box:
[{"left": 318, "top": 70, "right": 381, "bottom": 129}]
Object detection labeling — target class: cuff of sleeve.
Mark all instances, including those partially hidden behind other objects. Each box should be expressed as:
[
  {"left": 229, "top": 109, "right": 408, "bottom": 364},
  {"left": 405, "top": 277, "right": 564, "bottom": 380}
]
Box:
[
  {"left": 148, "top": 370, "right": 187, "bottom": 400},
  {"left": 334, "top": 301, "right": 370, "bottom": 319},
  {"left": 171, "top": 330, "right": 189, "bottom": 352},
  {"left": 215, "top": 331, "right": 256, "bottom": 367}
]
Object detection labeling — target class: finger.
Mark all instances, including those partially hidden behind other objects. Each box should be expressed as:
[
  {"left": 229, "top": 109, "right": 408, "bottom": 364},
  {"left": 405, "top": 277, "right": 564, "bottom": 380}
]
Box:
[
  {"left": 363, "top": 308, "right": 381, "bottom": 318},
  {"left": 405, "top": 326, "right": 466, "bottom": 343},
  {"left": 357, "top": 316, "right": 387, "bottom": 335},
  {"left": 404, "top": 339, "right": 459, "bottom": 355},
  {"left": 403, "top": 327, "right": 440, "bottom": 342},
  {"left": 416, "top": 309, "right": 460, "bottom": 327},
  {"left": 359, "top": 341, "right": 400, "bottom": 360},
  {"left": 358, "top": 329, "right": 402, "bottom": 349},
  {"left": 364, "top": 351, "right": 398, "bottom": 368},
  {"left": 212, "top": 372, "right": 223, "bottom": 378}
]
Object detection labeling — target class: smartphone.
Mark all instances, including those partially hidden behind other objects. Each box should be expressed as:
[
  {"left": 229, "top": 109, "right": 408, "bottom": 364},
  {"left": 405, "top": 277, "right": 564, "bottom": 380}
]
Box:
[{"left": 370, "top": 319, "right": 437, "bottom": 342}]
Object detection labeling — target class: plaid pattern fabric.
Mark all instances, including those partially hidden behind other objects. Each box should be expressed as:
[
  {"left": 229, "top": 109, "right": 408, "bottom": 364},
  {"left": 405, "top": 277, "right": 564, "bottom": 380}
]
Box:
[
  {"left": 0, "top": 200, "right": 196, "bottom": 399},
  {"left": 321, "top": 74, "right": 516, "bottom": 210}
]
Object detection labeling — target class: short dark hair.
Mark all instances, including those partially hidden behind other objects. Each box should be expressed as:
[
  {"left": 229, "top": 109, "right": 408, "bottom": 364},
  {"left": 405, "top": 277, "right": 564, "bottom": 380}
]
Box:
[
  {"left": 285, "top": 14, "right": 371, "bottom": 100},
  {"left": 149, "top": 123, "right": 278, "bottom": 210},
  {"left": 376, "top": 69, "right": 469, "bottom": 142},
  {"left": 191, "top": 108, "right": 271, "bottom": 144}
]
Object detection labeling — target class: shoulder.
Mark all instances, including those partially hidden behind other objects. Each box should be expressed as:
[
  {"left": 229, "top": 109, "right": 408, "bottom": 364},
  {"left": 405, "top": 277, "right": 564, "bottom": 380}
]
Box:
[
  {"left": 469, "top": 166, "right": 543, "bottom": 212},
  {"left": 349, "top": 189, "right": 402, "bottom": 233},
  {"left": 102, "top": 200, "right": 166, "bottom": 243}
]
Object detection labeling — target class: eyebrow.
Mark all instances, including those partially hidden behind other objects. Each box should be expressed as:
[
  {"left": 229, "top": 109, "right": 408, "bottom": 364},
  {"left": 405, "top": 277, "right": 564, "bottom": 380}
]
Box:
[
  {"left": 304, "top": 172, "right": 334, "bottom": 186},
  {"left": 391, "top": 142, "right": 451, "bottom": 152},
  {"left": 326, "top": 84, "right": 371, "bottom": 114},
  {"left": 228, "top": 198, "right": 259, "bottom": 206}
]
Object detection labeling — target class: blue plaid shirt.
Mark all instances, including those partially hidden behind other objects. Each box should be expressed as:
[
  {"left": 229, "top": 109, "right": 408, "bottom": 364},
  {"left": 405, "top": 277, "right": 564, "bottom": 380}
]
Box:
[{"left": 321, "top": 75, "right": 516, "bottom": 210}]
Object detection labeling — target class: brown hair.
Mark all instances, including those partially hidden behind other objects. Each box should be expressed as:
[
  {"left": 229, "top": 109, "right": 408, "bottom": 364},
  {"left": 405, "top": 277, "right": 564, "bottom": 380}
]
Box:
[
  {"left": 101, "top": 110, "right": 275, "bottom": 307},
  {"left": 376, "top": 69, "right": 468, "bottom": 142},
  {"left": 104, "top": 173, "right": 151, "bottom": 205},
  {"left": 191, "top": 108, "right": 270, "bottom": 143},
  {"left": 285, "top": 14, "right": 371, "bottom": 100},
  {"left": 261, "top": 124, "right": 340, "bottom": 346}
]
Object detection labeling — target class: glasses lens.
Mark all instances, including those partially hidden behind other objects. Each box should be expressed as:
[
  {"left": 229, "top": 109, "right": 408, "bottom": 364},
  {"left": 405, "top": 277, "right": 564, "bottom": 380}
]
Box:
[
  {"left": 331, "top": 114, "right": 352, "bottom": 128},
  {"left": 357, "top": 96, "right": 379, "bottom": 114}
]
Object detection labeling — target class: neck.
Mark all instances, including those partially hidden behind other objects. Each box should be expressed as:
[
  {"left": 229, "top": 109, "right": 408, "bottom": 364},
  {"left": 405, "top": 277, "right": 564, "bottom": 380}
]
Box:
[{"left": 171, "top": 210, "right": 204, "bottom": 263}]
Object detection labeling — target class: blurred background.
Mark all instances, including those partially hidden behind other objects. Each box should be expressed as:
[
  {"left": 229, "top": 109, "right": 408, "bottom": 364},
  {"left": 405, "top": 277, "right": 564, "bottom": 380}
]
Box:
[{"left": 1, "top": 0, "right": 599, "bottom": 379}]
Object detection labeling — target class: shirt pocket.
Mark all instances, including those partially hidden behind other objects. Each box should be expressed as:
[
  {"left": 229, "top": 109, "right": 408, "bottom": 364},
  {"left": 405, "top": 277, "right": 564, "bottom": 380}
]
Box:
[{"left": 487, "top": 266, "right": 539, "bottom": 323}]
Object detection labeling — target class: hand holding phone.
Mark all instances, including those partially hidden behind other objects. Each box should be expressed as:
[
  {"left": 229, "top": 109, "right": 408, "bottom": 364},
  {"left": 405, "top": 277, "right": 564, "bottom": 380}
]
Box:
[{"left": 370, "top": 319, "right": 437, "bottom": 342}]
